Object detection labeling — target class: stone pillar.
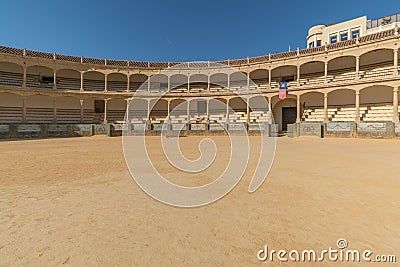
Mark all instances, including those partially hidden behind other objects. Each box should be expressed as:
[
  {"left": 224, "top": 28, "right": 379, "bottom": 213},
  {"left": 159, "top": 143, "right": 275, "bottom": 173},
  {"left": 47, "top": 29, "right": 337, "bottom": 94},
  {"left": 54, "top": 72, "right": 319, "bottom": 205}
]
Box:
[
  {"left": 53, "top": 71, "right": 57, "bottom": 90},
  {"left": 167, "top": 75, "right": 171, "bottom": 92},
  {"left": 226, "top": 99, "right": 230, "bottom": 123},
  {"left": 268, "top": 69, "right": 272, "bottom": 88},
  {"left": 356, "top": 56, "right": 360, "bottom": 79},
  {"left": 355, "top": 91, "right": 360, "bottom": 123},
  {"left": 206, "top": 99, "right": 210, "bottom": 120},
  {"left": 297, "top": 66, "right": 300, "bottom": 85},
  {"left": 104, "top": 74, "right": 108, "bottom": 92},
  {"left": 127, "top": 75, "right": 130, "bottom": 92},
  {"left": 394, "top": 49, "right": 398, "bottom": 75},
  {"left": 147, "top": 100, "right": 150, "bottom": 121},
  {"left": 207, "top": 75, "right": 210, "bottom": 92},
  {"left": 126, "top": 98, "right": 131, "bottom": 123},
  {"left": 53, "top": 99, "right": 57, "bottom": 123},
  {"left": 296, "top": 94, "right": 301, "bottom": 123},
  {"left": 80, "top": 100, "right": 84, "bottom": 123},
  {"left": 324, "top": 93, "right": 328, "bottom": 123},
  {"left": 247, "top": 73, "right": 250, "bottom": 90},
  {"left": 167, "top": 100, "right": 170, "bottom": 121},
  {"left": 187, "top": 76, "right": 190, "bottom": 93},
  {"left": 22, "top": 96, "right": 27, "bottom": 123},
  {"left": 103, "top": 99, "right": 108, "bottom": 124},
  {"left": 80, "top": 72, "right": 84, "bottom": 91},
  {"left": 324, "top": 62, "right": 328, "bottom": 84},
  {"left": 22, "top": 66, "right": 27, "bottom": 88},
  {"left": 394, "top": 87, "right": 399, "bottom": 123},
  {"left": 186, "top": 100, "right": 190, "bottom": 121},
  {"left": 227, "top": 73, "right": 230, "bottom": 90}
]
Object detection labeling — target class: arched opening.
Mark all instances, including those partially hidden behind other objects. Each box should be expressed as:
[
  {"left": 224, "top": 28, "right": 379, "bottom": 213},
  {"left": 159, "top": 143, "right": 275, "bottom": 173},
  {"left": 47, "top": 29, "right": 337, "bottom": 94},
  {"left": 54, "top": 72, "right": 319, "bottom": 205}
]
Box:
[
  {"left": 130, "top": 74, "right": 148, "bottom": 91},
  {"left": 249, "top": 69, "right": 268, "bottom": 90},
  {"left": 209, "top": 98, "right": 227, "bottom": 123},
  {"left": 56, "top": 96, "right": 81, "bottom": 123},
  {"left": 328, "top": 89, "right": 356, "bottom": 122},
  {"left": 149, "top": 99, "right": 168, "bottom": 123},
  {"left": 170, "top": 74, "right": 188, "bottom": 93},
  {"left": 360, "top": 85, "right": 393, "bottom": 122},
  {"left": 271, "top": 65, "right": 297, "bottom": 89},
  {"left": 149, "top": 74, "right": 168, "bottom": 92},
  {"left": 0, "top": 92, "right": 23, "bottom": 123},
  {"left": 107, "top": 98, "right": 126, "bottom": 122},
  {"left": 83, "top": 71, "right": 105, "bottom": 91},
  {"left": 228, "top": 97, "right": 247, "bottom": 123},
  {"left": 300, "top": 92, "right": 325, "bottom": 122},
  {"left": 26, "top": 94, "right": 54, "bottom": 123},
  {"left": 300, "top": 61, "right": 324, "bottom": 85},
  {"left": 360, "top": 49, "right": 394, "bottom": 79},
  {"left": 26, "top": 65, "right": 54, "bottom": 89},
  {"left": 210, "top": 73, "right": 228, "bottom": 93},
  {"left": 272, "top": 95, "right": 297, "bottom": 131},
  {"left": 0, "top": 62, "right": 23, "bottom": 87},
  {"left": 170, "top": 99, "right": 187, "bottom": 123},
  {"left": 328, "top": 56, "right": 356, "bottom": 82},
  {"left": 189, "top": 74, "right": 208, "bottom": 93},
  {"left": 230, "top": 72, "right": 248, "bottom": 91},
  {"left": 57, "top": 69, "right": 81, "bottom": 90},
  {"left": 129, "top": 98, "right": 148, "bottom": 123},
  {"left": 249, "top": 96, "right": 270, "bottom": 123},
  {"left": 108, "top": 73, "right": 127, "bottom": 92}
]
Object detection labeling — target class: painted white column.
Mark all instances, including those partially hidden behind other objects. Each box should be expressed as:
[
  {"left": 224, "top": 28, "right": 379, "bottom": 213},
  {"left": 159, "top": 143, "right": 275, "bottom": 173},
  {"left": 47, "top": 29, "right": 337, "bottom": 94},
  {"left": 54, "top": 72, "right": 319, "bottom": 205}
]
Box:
[
  {"left": 147, "top": 100, "right": 150, "bottom": 121},
  {"left": 104, "top": 74, "right": 108, "bottom": 92},
  {"left": 394, "top": 87, "right": 399, "bottom": 123},
  {"left": 53, "top": 71, "right": 57, "bottom": 89},
  {"left": 167, "top": 100, "right": 170, "bottom": 121},
  {"left": 80, "top": 72, "right": 84, "bottom": 91},
  {"left": 297, "top": 66, "right": 300, "bottom": 85},
  {"left": 206, "top": 99, "right": 210, "bottom": 121},
  {"left": 167, "top": 75, "right": 171, "bottom": 92},
  {"left": 246, "top": 97, "right": 250, "bottom": 123},
  {"left": 126, "top": 98, "right": 131, "bottom": 123},
  {"left": 324, "top": 62, "right": 328, "bottom": 84},
  {"left": 103, "top": 99, "right": 108, "bottom": 124},
  {"left": 296, "top": 94, "right": 301, "bottom": 123},
  {"left": 187, "top": 76, "right": 190, "bottom": 93},
  {"left": 207, "top": 75, "right": 210, "bottom": 92},
  {"left": 268, "top": 69, "right": 272, "bottom": 88},
  {"left": 226, "top": 99, "right": 229, "bottom": 123},
  {"left": 356, "top": 56, "right": 360, "bottom": 79},
  {"left": 186, "top": 100, "right": 190, "bottom": 121},
  {"left": 394, "top": 49, "right": 398, "bottom": 75},
  {"left": 247, "top": 73, "right": 250, "bottom": 90},
  {"left": 355, "top": 91, "right": 360, "bottom": 123},
  {"left": 126, "top": 75, "right": 130, "bottom": 92},
  {"left": 324, "top": 93, "right": 328, "bottom": 123}
]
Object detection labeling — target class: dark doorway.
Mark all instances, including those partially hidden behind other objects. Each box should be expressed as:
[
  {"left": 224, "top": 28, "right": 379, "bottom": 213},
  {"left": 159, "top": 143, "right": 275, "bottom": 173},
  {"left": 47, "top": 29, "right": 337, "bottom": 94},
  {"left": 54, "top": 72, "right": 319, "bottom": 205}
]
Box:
[
  {"left": 94, "top": 100, "right": 105, "bottom": 113},
  {"left": 282, "top": 107, "right": 297, "bottom": 131}
]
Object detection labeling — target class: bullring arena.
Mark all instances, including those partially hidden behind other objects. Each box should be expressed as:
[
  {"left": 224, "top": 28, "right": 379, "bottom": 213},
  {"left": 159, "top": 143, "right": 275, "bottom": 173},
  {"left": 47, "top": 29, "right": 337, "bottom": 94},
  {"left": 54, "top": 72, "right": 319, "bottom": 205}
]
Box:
[{"left": 1, "top": 14, "right": 400, "bottom": 266}]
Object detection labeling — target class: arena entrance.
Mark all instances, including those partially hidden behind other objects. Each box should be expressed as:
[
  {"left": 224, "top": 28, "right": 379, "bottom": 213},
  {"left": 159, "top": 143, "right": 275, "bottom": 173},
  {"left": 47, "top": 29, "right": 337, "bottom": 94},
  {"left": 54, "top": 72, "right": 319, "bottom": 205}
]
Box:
[{"left": 282, "top": 107, "right": 296, "bottom": 131}]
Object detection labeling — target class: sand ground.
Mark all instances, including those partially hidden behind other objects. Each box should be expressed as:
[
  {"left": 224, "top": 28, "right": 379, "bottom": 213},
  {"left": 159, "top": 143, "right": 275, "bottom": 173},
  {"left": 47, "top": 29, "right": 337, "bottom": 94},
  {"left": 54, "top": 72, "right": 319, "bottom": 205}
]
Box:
[{"left": 0, "top": 136, "right": 399, "bottom": 266}]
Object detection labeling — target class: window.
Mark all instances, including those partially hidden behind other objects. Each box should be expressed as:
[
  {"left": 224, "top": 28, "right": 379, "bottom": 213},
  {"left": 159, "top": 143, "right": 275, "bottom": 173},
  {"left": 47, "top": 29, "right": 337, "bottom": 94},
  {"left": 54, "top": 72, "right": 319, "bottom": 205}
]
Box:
[
  {"left": 330, "top": 34, "right": 338, "bottom": 44},
  {"left": 317, "top": 40, "right": 322, "bottom": 47},
  {"left": 309, "top": 41, "right": 314, "bottom": 48},
  {"left": 351, "top": 29, "right": 360, "bottom": 39},
  {"left": 340, "top": 32, "right": 348, "bottom": 41}
]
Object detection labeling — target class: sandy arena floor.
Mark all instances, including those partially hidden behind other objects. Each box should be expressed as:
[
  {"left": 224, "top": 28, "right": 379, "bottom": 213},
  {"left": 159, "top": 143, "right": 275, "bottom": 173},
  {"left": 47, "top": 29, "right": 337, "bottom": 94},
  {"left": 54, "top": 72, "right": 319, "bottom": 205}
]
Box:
[{"left": 0, "top": 136, "right": 399, "bottom": 266}]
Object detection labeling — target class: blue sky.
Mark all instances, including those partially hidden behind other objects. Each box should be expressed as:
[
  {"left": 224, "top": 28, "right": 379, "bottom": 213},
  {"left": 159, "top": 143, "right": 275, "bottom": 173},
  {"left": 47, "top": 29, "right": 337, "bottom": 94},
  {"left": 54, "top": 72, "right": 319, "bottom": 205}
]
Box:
[{"left": 0, "top": 0, "right": 399, "bottom": 62}]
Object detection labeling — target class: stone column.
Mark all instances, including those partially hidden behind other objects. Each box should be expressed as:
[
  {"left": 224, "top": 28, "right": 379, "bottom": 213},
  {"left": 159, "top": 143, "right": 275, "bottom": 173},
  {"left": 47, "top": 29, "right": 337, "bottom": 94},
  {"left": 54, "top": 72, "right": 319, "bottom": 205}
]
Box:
[
  {"left": 206, "top": 99, "right": 210, "bottom": 120},
  {"left": 22, "top": 96, "right": 27, "bottom": 123},
  {"left": 53, "top": 71, "right": 57, "bottom": 90},
  {"left": 104, "top": 74, "right": 108, "bottom": 92},
  {"left": 356, "top": 56, "right": 360, "bottom": 79},
  {"left": 226, "top": 99, "right": 230, "bottom": 123},
  {"left": 296, "top": 94, "right": 301, "bottom": 123},
  {"left": 394, "top": 49, "right": 398, "bottom": 75},
  {"left": 394, "top": 87, "right": 399, "bottom": 123},
  {"left": 80, "top": 99, "right": 84, "bottom": 123},
  {"left": 187, "top": 76, "right": 190, "bottom": 93},
  {"left": 126, "top": 75, "right": 130, "bottom": 92},
  {"left": 53, "top": 99, "right": 57, "bottom": 123},
  {"left": 268, "top": 69, "right": 272, "bottom": 88},
  {"left": 22, "top": 66, "right": 27, "bottom": 88},
  {"left": 167, "top": 100, "right": 170, "bottom": 121},
  {"left": 324, "top": 93, "right": 328, "bottom": 123},
  {"left": 247, "top": 73, "right": 250, "bottom": 90},
  {"left": 126, "top": 98, "right": 131, "bottom": 123},
  {"left": 355, "top": 91, "right": 360, "bottom": 123},
  {"left": 297, "top": 66, "right": 300, "bottom": 85},
  {"left": 324, "top": 62, "right": 328, "bottom": 84},
  {"left": 207, "top": 75, "right": 210, "bottom": 92},
  {"left": 80, "top": 72, "right": 84, "bottom": 91},
  {"left": 147, "top": 100, "right": 150, "bottom": 121},
  {"left": 246, "top": 97, "right": 250, "bottom": 124},
  {"left": 167, "top": 75, "right": 171, "bottom": 92},
  {"left": 103, "top": 99, "right": 108, "bottom": 124}
]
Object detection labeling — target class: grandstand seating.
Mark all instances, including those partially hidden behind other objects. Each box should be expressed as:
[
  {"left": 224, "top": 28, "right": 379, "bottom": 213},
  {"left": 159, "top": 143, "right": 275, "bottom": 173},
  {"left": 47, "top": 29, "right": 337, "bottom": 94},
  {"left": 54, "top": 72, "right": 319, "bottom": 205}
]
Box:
[{"left": 0, "top": 106, "right": 22, "bottom": 123}]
